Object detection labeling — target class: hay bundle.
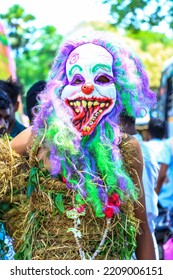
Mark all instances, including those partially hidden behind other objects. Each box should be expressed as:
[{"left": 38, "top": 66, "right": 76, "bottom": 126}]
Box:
[
  {"left": 5, "top": 179, "right": 139, "bottom": 260},
  {"left": 0, "top": 136, "right": 28, "bottom": 201},
  {"left": 1, "top": 135, "right": 140, "bottom": 260}
]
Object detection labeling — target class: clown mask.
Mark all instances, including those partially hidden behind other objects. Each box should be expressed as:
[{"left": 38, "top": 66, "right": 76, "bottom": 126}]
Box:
[{"left": 61, "top": 43, "right": 116, "bottom": 136}]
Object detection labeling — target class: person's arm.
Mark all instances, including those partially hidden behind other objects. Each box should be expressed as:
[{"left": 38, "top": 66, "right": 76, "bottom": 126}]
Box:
[
  {"left": 11, "top": 125, "right": 52, "bottom": 170},
  {"left": 10, "top": 126, "right": 34, "bottom": 155},
  {"left": 155, "top": 163, "right": 168, "bottom": 194},
  {"left": 128, "top": 136, "right": 156, "bottom": 260}
]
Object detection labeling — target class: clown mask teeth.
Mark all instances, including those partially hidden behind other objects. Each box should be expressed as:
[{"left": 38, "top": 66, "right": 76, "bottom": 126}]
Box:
[
  {"left": 83, "top": 126, "right": 90, "bottom": 132},
  {"left": 66, "top": 98, "right": 113, "bottom": 136}
]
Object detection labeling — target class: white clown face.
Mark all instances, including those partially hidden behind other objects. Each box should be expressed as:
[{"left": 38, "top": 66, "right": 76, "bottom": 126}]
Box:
[{"left": 61, "top": 43, "right": 116, "bottom": 136}]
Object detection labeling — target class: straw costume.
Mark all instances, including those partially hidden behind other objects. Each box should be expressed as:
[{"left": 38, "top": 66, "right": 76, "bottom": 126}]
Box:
[{"left": 0, "top": 32, "right": 156, "bottom": 260}]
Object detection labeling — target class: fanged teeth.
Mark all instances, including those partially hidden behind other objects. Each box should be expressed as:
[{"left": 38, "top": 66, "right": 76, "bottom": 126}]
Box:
[
  {"left": 89, "top": 110, "right": 102, "bottom": 125},
  {"left": 83, "top": 126, "right": 90, "bottom": 131},
  {"left": 88, "top": 101, "right": 93, "bottom": 108},
  {"left": 69, "top": 100, "right": 110, "bottom": 109},
  {"left": 95, "top": 111, "right": 100, "bottom": 117},
  {"left": 74, "top": 101, "right": 79, "bottom": 106},
  {"left": 100, "top": 103, "right": 105, "bottom": 108},
  {"left": 76, "top": 101, "right": 80, "bottom": 106},
  {"left": 82, "top": 100, "right": 87, "bottom": 108},
  {"left": 94, "top": 101, "right": 99, "bottom": 106}
]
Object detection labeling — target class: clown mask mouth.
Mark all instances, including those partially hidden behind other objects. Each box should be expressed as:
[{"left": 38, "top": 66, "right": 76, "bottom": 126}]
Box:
[{"left": 66, "top": 97, "right": 113, "bottom": 136}]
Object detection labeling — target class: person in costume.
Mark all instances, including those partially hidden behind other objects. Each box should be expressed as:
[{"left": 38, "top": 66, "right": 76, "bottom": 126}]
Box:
[{"left": 2, "top": 32, "right": 156, "bottom": 260}]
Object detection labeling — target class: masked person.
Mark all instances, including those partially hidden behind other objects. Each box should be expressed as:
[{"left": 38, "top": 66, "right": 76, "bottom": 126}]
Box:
[{"left": 1, "top": 32, "right": 156, "bottom": 260}]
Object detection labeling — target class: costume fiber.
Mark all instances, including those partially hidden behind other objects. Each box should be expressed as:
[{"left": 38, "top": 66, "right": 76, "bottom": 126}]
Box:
[{"left": 0, "top": 32, "right": 156, "bottom": 260}]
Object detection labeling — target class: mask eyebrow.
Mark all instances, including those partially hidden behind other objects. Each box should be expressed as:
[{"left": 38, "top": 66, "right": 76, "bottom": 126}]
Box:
[
  {"left": 92, "top": 64, "right": 112, "bottom": 74},
  {"left": 69, "top": 65, "right": 82, "bottom": 77}
]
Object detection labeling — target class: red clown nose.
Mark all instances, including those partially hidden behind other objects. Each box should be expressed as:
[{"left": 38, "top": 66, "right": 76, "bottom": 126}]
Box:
[{"left": 81, "top": 83, "right": 94, "bottom": 95}]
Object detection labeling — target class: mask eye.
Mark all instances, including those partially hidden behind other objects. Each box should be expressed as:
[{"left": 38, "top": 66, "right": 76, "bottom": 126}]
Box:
[
  {"left": 70, "top": 74, "right": 85, "bottom": 85},
  {"left": 95, "top": 74, "right": 114, "bottom": 85}
]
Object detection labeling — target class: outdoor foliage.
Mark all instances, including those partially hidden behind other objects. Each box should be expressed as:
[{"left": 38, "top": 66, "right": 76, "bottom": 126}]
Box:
[
  {"left": 0, "top": 4, "right": 63, "bottom": 92},
  {"left": 0, "top": 3, "right": 172, "bottom": 92},
  {"left": 124, "top": 29, "right": 173, "bottom": 89},
  {"left": 16, "top": 25, "right": 63, "bottom": 91},
  {"left": 102, "top": 0, "right": 173, "bottom": 32},
  {"left": 1, "top": 4, "right": 36, "bottom": 57},
  {"left": 84, "top": 21, "right": 173, "bottom": 89}
]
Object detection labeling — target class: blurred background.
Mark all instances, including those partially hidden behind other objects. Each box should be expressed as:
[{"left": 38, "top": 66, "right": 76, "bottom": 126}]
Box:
[{"left": 0, "top": 0, "right": 173, "bottom": 135}]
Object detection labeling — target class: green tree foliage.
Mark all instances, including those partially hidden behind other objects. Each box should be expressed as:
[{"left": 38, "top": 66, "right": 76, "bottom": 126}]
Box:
[
  {"left": 0, "top": 4, "right": 36, "bottom": 57},
  {"left": 1, "top": 3, "right": 172, "bottom": 93},
  {"left": 0, "top": 4, "right": 63, "bottom": 92},
  {"left": 102, "top": 0, "right": 173, "bottom": 33},
  {"left": 16, "top": 25, "right": 63, "bottom": 91},
  {"left": 126, "top": 30, "right": 173, "bottom": 50},
  {"left": 77, "top": 20, "right": 173, "bottom": 89},
  {"left": 110, "top": 30, "right": 173, "bottom": 89}
]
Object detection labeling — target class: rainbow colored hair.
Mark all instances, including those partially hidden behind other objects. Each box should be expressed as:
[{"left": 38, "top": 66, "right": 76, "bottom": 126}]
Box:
[{"left": 32, "top": 31, "right": 156, "bottom": 218}]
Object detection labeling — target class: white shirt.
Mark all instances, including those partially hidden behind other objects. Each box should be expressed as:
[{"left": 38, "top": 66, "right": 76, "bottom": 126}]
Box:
[
  {"left": 145, "top": 138, "right": 166, "bottom": 167},
  {"left": 157, "top": 137, "right": 173, "bottom": 208},
  {"left": 133, "top": 134, "right": 159, "bottom": 232}
]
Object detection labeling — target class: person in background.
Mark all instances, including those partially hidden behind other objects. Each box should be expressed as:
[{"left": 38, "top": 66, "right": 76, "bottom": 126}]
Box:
[
  {"left": 0, "top": 90, "right": 11, "bottom": 136},
  {"left": 156, "top": 136, "right": 173, "bottom": 210},
  {"left": 26, "top": 80, "right": 46, "bottom": 124},
  {"left": 0, "top": 77, "right": 26, "bottom": 138},
  {"left": 146, "top": 118, "right": 167, "bottom": 160},
  {"left": 145, "top": 118, "right": 171, "bottom": 209},
  {"left": 0, "top": 90, "right": 15, "bottom": 259},
  {"left": 120, "top": 113, "right": 159, "bottom": 259}
]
